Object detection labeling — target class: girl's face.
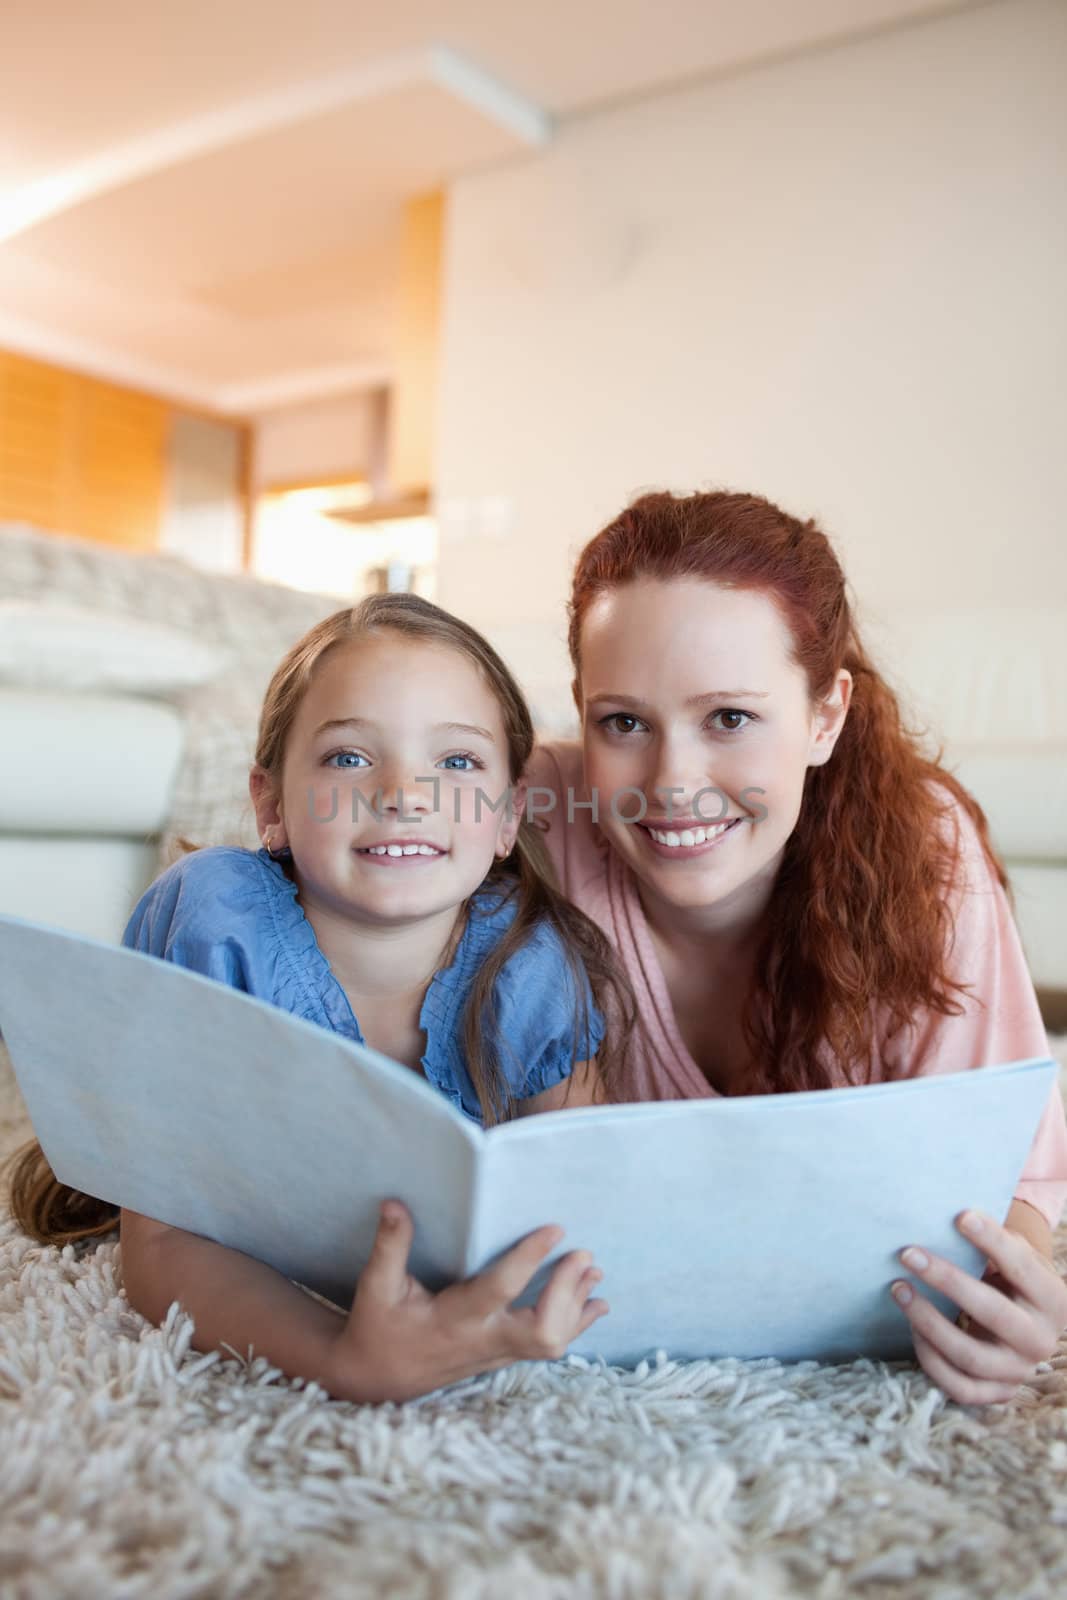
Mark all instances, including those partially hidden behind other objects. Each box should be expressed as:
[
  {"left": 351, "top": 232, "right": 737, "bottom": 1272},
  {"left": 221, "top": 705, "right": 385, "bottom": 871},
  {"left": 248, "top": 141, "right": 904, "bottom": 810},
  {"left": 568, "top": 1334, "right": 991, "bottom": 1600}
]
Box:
[
  {"left": 576, "top": 578, "right": 851, "bottom": 930},
  {"left": 253, "top": 635, "right": 521, "bottom": 927}
]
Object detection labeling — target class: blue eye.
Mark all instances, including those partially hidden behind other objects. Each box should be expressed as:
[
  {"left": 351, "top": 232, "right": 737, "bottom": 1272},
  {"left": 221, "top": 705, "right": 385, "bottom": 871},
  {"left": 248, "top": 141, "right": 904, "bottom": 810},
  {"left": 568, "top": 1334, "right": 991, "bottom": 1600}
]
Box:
[
  {"left": 438, "top": 752, "right": 482, "bottom": 772},
  {"left": 325, "top": 750, "right": 370, "bottom": 769}
]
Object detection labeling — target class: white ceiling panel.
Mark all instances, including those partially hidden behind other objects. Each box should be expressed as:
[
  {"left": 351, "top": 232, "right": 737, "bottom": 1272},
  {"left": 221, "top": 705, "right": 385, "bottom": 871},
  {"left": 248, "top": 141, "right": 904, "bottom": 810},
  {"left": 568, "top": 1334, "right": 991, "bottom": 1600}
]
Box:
[
  {"left": 0, "top": 0, "right": 982, "bottom": 408},
  {"left": 12, "top": 80, "right": 522, "bottom": 291},
  {"left": 0, "top": 0, "right": 976, "bottom": 180}
]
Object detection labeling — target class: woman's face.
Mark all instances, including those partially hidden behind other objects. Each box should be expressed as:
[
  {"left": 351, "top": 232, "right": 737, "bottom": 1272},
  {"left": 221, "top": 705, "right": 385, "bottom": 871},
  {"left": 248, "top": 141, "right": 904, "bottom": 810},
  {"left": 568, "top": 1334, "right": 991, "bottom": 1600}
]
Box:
[
  {"left": 252, "top": 635, "right": 520, "bottom": 928},
  {"left": 576, "top": 578, "right": 851, "bottom": 930}
]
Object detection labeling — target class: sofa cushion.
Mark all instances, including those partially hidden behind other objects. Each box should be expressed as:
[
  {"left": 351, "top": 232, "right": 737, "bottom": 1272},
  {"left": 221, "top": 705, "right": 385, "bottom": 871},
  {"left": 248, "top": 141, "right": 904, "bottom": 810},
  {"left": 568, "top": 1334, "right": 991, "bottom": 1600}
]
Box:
[
  {"left": 1008, "top": 864, "right": 1067, "bottom": 992},
  {"left": 0, "top": 601, "right": 230, "bottom": 696},
  {"left": 0, "top": 523, "right": 340, "bottom": 860},
  {"left": 0, "top": 837, "right": 159, "bottom": 945},
  {"left": 0, "top": 689, "right": 184, "bottom": 834},
  {"left": 949, "top": 746, "right": 1067, "bottom": 862},
  {"left": 882, "top": 610, "right": 1067, "bottom": 744}
]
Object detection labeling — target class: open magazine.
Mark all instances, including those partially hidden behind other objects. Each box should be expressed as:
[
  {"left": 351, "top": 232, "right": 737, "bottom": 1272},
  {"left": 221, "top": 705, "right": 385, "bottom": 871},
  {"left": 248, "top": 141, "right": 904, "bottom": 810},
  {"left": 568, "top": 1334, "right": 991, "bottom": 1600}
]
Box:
[{"left": 0, "top": 913, "right": 1057, "bottom": 1366}]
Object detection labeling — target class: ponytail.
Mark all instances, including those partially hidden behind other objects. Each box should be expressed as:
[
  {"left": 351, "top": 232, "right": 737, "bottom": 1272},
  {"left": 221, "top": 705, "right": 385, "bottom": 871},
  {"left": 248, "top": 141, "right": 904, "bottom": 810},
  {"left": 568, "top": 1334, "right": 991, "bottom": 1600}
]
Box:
[{"left": 5, "top": 1139, "right": 118, "bottom": 1245}]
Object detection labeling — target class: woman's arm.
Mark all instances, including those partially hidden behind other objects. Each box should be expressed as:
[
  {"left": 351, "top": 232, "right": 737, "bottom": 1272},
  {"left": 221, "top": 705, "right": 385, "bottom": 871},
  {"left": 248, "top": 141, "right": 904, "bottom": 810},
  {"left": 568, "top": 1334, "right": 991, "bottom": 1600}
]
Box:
[
  {"left": 890, "top": 1206, "right": 1067, "bottom": 1406},
  {"left": 120, "top": 1201, "right": 608, "bottom": 1404},
  {"left": 888, "top": 800, "right": 1067, "bottom": 1401},
  {"left": 1004, "top": 1196, "right": 1053, "bottom": 1261}
]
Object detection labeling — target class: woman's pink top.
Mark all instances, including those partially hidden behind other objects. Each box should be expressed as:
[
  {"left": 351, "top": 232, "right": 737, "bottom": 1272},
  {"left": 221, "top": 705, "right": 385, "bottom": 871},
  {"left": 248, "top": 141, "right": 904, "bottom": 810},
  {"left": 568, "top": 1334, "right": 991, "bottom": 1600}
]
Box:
[{"left": 528, "top": 741, "right": 1067, "bottom": 1230}]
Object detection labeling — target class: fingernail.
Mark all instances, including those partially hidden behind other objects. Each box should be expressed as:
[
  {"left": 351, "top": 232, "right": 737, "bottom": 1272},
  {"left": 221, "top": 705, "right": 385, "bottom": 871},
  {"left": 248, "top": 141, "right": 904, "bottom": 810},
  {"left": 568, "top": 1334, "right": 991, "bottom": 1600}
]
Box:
[
  {"left": 901, "top": 1247, "right": 929, "bottom": 1272},
  {"left": 891, "top": 1282, "right": 913, "bottom": 1306},
  {"left": 960, "top": 1212, "right": 983, "bottom": 1236}
]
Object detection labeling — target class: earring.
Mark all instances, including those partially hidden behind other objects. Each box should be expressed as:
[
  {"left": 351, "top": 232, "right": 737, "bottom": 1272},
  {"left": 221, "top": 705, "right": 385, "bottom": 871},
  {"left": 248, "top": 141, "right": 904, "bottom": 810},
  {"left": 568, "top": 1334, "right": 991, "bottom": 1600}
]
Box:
[{"left": 264, "top": 831, "right": 292, "bottom": 862}]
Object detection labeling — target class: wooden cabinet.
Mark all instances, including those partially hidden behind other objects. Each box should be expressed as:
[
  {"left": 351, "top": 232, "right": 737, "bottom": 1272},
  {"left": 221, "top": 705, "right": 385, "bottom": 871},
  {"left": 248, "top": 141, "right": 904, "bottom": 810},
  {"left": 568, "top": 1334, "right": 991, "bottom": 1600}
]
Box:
[{"left": 0, "top": 349, "right": 167, "bottom": 550}]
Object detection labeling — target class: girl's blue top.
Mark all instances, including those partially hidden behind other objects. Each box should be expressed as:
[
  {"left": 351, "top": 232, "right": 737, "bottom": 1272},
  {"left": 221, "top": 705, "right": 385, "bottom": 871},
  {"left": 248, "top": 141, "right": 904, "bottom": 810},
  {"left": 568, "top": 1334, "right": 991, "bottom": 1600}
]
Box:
[{"left": 122, "top": 846, "right": 605, "bottom": 1124}]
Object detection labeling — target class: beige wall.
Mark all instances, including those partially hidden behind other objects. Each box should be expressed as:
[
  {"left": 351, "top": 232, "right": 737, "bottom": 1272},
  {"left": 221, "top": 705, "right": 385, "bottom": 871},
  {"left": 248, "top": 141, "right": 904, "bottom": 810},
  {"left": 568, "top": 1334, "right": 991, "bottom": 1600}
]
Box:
[
  {"left": 388, "top": 192, "right": 445, "bottom": 496},
  {"left": 252, "top": 390, "right": 383, "bottom": 492},
  {"left": 435, "top": 0, "right": 1067, "bottom": 735}
]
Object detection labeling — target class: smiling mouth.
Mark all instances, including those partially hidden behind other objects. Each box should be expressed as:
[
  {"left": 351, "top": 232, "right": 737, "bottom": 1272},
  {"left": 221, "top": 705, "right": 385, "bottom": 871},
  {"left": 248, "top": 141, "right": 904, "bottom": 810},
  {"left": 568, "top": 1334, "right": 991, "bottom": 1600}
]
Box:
[
  {"left": 355, "top": 842, "right": 446, "bottom": 858},
  {"left": 638, "top": 819, "right": 743, "bottom": 850}
]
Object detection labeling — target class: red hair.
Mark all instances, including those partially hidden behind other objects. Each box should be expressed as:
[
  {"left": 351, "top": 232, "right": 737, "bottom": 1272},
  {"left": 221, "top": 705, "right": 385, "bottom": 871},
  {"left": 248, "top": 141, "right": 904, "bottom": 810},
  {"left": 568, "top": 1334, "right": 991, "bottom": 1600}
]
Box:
[{"left": 568, "top": 490, "right": 1008, "bottom": 1095}]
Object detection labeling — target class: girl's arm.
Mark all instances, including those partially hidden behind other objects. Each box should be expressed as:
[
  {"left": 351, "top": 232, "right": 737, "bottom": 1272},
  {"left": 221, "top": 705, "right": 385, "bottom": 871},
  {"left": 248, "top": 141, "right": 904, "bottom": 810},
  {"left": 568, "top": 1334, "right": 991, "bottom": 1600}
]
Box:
[
  {"left": 516, "top": 1058, "right": 602, "bottom": 1116},
  {"left": 122, "top": 1209, "right": 345, "bottom": 1382},
  {"left": 121, "top": 1201, "right": 607, "bottom": 1404}
]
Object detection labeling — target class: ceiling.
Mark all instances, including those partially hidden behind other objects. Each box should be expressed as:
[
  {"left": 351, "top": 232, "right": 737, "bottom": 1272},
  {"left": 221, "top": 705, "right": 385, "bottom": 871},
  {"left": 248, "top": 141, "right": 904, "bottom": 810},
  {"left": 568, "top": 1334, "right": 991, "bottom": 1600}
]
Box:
[{"left": 0, "top": 0, "right": 980, "bottom": 415}]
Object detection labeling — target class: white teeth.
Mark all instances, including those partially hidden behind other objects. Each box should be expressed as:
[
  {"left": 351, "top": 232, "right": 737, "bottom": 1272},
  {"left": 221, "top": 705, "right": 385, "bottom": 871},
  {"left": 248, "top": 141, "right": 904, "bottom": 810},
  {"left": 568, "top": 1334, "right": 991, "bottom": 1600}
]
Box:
[
  {"left": 363, "top": 843, "right": 442, "bottom": 857},
  {"left": 647, "top": 821, "right": 736, "bottom": 847}
]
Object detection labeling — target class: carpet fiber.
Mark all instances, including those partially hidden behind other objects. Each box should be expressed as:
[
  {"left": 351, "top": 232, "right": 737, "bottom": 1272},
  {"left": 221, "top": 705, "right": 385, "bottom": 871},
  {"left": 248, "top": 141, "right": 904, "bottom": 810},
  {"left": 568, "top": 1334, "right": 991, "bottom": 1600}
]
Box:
[{"left": 2, "top": 1042, "right": 1067, "bottom": 1599}]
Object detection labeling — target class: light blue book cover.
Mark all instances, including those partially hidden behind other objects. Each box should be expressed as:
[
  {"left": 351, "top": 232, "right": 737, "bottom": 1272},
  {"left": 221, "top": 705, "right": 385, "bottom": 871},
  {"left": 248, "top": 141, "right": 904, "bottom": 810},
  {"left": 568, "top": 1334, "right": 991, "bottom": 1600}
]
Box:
[{"left": 0, "top": 913, "right": 1057, "bottom": 1365}]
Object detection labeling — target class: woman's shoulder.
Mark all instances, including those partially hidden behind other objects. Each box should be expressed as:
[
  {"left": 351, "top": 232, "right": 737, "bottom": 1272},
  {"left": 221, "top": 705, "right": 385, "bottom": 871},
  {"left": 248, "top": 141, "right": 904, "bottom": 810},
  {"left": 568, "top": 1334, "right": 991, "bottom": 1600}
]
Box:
[
  {"left": 526, "top": 738, "right": 584, "bottom": 795},
  {"left": 881, "top": 774, "right": 1049, "bottom": 1078},
  {"left": 924, "top": 777, "right": 1002, "bottom": 896},
  {"left": 525, "top": 740, "right": 610, "bottom": 898}
]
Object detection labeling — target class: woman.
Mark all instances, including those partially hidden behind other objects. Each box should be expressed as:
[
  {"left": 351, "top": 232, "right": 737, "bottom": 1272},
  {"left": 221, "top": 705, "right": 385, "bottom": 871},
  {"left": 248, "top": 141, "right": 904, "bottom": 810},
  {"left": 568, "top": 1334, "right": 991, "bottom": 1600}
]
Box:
[{"left": 528, "top": 488, "right": 1067, "bottom": 1405}]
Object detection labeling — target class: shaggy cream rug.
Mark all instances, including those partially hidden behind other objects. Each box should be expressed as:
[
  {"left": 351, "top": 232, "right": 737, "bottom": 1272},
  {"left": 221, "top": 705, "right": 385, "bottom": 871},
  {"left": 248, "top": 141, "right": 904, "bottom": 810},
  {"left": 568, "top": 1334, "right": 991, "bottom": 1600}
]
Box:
[{"left": 2, "top": 1042, "right": 1067, "bottom": 1600}]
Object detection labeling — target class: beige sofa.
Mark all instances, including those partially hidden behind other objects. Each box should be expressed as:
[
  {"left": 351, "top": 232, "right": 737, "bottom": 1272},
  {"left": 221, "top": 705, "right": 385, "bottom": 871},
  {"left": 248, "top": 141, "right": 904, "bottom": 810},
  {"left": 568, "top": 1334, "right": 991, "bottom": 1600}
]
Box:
[
  {"left": 0, "top": 686, "right": 185, "bottom": 945},
  {"left": 0, "top": 524, "right": 339, "bottom": 943},
  {"left": 870, "top": 609, "right": 1067, "bottom": 997}
]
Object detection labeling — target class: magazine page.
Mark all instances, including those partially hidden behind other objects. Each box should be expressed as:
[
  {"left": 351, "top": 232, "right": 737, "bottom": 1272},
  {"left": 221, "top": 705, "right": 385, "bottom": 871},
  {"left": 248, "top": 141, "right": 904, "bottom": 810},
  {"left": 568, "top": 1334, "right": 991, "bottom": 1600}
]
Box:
[
  {"left": 469, "top": 1059, "right": 1059, "bottom": 1364},
  {"left": 0, "top": 917, "right": 482, "bottom": 1309}
]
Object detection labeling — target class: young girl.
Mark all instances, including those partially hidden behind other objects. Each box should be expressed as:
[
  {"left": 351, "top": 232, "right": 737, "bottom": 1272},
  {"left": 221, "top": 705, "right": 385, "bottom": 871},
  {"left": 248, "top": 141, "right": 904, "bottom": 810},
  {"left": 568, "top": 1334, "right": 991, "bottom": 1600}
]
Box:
[
  {"left": 530, "top": 488, "right": 1067, "bottom": 1407},
  {"left": 10, "top": 594, "right": 634, "bottom": 1403}
]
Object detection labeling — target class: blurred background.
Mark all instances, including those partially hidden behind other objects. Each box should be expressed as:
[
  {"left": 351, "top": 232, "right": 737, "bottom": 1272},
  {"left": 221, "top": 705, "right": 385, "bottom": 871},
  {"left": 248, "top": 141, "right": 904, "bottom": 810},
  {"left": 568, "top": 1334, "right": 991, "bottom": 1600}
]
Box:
[{"left": 1, "top": 0, "right": 1065, "bottom": 1002}]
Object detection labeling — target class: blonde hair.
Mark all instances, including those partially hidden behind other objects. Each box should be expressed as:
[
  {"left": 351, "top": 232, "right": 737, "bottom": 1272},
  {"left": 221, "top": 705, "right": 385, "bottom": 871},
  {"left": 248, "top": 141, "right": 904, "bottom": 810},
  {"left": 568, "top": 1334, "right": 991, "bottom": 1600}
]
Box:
[{"left": 8, "top": 595, "right": 635, "bottom": 1245}]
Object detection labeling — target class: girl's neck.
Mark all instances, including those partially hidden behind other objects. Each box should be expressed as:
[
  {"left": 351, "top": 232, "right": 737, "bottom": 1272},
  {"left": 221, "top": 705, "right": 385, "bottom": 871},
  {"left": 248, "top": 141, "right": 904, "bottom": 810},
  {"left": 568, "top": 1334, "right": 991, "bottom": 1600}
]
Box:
[{"left": 296, "top": 886, "right": 464, "bottom": 1009}]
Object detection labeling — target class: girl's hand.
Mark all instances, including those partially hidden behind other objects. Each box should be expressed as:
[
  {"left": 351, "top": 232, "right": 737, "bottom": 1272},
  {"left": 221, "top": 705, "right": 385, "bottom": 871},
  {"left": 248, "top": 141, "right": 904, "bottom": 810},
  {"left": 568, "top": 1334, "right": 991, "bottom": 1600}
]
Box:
[
  {"left": 890, "top": 1209, "right": 1067, "bottom": 1405},
  {"left": 326, "top": 1200, "right": 608, "bottom": 1403}
]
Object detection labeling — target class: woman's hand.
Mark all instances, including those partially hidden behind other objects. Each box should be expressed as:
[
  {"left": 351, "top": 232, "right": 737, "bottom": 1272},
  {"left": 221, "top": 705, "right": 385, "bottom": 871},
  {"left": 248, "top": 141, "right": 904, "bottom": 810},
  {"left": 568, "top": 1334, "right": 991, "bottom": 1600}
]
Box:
[
  {"left": 890, "top": 1208, "right": 1067, "bottom": 1405},
  {"left": 326, "top": 1201, "right": 608, "bottom": 1403}
]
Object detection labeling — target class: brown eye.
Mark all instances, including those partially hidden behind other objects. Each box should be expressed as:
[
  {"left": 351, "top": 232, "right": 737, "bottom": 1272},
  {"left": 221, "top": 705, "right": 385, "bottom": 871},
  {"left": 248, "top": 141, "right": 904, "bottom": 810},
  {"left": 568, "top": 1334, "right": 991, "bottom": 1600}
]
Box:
[
  {"left": 710, "top": 710, "right": 753, "bottom": 733},
  {"left": 601, "top": 713, "right": 644, "bottom": 735}
]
